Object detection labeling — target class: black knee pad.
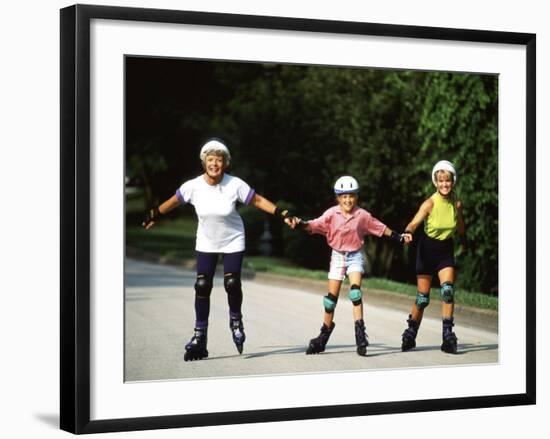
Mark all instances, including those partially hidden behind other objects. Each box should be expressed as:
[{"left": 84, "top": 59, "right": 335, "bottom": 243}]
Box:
[
  {"left": 224, "top": 273, "right": 242, "bottom": 296},
  {"left": 195, "top": 274, "right": 213, "bottom": 299}
]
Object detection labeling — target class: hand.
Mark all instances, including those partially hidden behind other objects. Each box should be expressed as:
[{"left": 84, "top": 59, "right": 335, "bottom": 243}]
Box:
[
  {"left": 402, "top": 233, "right": 413, "bottom": 245},
  {"left": 390, "top": 230, "right": 410, "bottom": 244},
  {"left": 285, "top": 216, "right": 300, "bottom": 229},
  {"left": 142, "top": 207, "right": 160, "bottom": 230}
]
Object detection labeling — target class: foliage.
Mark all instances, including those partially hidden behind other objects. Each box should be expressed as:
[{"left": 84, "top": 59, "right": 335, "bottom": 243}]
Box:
[
  {"left": 416, "top": 73, "right": 499, "bottom": 293},
  {"left": 238, "top": 205, "right": 267, "bottom": 255},
  {"left": 126, "top": 58, "right": 498, "bottom": 294}
]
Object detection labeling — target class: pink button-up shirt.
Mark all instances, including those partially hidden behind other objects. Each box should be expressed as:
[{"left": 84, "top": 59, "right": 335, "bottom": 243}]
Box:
[{"left": 306, "top": 205, "right": 387, "bottom": 252}]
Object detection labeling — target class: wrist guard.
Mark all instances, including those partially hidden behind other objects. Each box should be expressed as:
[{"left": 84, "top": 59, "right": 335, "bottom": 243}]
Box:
[
  {"left": 274, "top": 206, "right": 293, "bottom": 221},
  {"left": 390, "top": 230, "right": 405, "bottom": 244},
  {"left": 142, "top": 207, "right": 160, "bottom": 228}
]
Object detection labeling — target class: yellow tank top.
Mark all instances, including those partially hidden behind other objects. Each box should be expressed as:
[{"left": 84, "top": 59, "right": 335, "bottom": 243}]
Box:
[{"left": 424, "top": 192, "right": 457, "bottom": 240}]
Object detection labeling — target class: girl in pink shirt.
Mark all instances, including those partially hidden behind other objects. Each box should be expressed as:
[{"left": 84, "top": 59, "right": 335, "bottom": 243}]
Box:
[{"left": 295, "top": 176, "right": 408, "bottom": 356}]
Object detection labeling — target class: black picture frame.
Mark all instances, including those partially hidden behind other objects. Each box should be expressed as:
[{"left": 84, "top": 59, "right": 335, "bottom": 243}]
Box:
[{"left": 60, "top": 4, "right": 536, "bottom": 434}]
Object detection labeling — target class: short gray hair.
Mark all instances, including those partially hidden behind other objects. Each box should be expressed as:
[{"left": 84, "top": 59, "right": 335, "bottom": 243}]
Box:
[{"left": 199, "top": 139, "right": 231, "bottom": 167}]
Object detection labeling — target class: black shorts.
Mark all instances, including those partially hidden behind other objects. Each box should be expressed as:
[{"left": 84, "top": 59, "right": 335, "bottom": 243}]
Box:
[{"left": 415, "top": 234, "right": 455, "bottom": 275}]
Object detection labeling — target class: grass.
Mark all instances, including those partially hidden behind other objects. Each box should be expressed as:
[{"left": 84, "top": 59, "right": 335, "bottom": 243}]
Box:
[
  {"left": 126, "top": 217, "right": 197, "bottom": 260},
  {"left": 244, "top": 256, "right": 329, "bottom": 281},
  {"left": 125, "top": 213, "right": 498, "bottom": 312},
  {"left": 245, "top": 256, "right": 498, "bottom": 311},
  {"left": 362, "top": 277, "right": 498, "bottom": 311}
]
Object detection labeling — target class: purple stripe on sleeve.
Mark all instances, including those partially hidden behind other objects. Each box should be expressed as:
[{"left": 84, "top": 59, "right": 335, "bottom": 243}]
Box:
[
  {"left": 175, "top": 189, "right": 185, "bottom": 204},
  {"left": 244, "top": 188, "right": 255, "bottom": 205}
]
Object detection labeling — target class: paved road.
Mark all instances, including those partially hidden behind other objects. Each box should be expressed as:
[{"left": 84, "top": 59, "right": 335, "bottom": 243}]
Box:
[{"left": 125, "top": 258, "right": 498, "bottom": 382}]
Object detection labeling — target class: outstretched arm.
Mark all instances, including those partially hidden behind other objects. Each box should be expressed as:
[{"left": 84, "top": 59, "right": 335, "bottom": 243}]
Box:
[
  {"left": 404, "top": 199, "right": 433, "bottom": 234},
  {"left": 159, "top": 195, "right": 181, "bottom": 215},
  {"left": 382, "top": 226, "right": 411, "bottom": 244},
  {"left": 251, "top": 193, "right": 277, "bottom": 214},
  {"left": 251, "top": 193, "right": 297, "bottom": 227},
  {"left": 142, "top": 195, "right": 181, "bottom": 230}
]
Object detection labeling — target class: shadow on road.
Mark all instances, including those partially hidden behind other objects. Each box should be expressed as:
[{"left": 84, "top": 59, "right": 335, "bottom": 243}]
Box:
[
  {"left": 242, "top": 343, "right": 393, "bottom": 358},
  {"left": 244, "top": 346, "right": 308, "bottom": 358},
  {"left": 222, "top": 342, "right": 499, "bottom": 359},
  {"left": 402, "top": 342, "right": 499, "bottom": 355}
]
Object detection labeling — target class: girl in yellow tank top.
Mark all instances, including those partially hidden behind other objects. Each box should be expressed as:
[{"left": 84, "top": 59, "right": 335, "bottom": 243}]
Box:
[
  {"left": 399, "top": 160, "right": 467, "bottom": 354},
  {"left": 424, "top": 191, "right": 458, "bottom": 240}
]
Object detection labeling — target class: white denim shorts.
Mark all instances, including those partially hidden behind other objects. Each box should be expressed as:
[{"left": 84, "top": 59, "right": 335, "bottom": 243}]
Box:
[{"left": 328, "top": 249, "right": 366, "bottom": 281}]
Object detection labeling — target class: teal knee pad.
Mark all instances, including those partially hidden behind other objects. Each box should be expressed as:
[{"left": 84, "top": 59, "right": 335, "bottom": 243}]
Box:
[
  {"left": 348, "top": 284, "right": 362, "bottom": 306},
  {"left": 440, "top": 282, "right": 455, "bottom": 303},
  {"left": 323, "top": 293, "right": 338, "bottom": 313},
  {"left": 415, "top": 292, "right": 430, "bottom": 310}
]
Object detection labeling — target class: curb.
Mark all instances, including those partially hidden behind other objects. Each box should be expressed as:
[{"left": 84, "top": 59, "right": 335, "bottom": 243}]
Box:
[{"left": 251, "top": 272, "right": 498, "bottom": 333}]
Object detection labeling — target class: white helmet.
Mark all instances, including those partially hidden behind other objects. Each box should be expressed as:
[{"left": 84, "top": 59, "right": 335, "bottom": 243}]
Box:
[
  {"left": 334, "top": 176, "right": 359, "bottom": 195},
  {"left": 199, "top": 139, "right": 231, "bottom": 166},
  {"left": 432, "top": 160, "right": 456, "bottom": 186}
]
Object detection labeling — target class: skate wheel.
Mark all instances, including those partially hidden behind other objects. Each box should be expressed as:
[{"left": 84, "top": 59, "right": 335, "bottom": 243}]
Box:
[
  {"left": 401, "top": 338, "right": 416, "bottom": 352},
  {"left": 306, "top": 345, "right": 319, "bottom": 355},
  {"left": 184, "top": 350, "right": 208, "bottom": 361},
  {"left": 441, "top": 342, "right": 457, "bottom": 354},
  {"left": 305, "top": 342, "right": 325, "bottom": 355}
]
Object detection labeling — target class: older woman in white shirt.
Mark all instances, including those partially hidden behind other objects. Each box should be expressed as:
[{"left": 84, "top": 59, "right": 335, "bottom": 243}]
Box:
[{"left": 143, "top": 139, "right": 292, "bottom": 361}]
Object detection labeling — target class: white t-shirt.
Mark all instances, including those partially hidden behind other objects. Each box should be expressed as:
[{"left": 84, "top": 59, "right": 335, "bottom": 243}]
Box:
[{"left": 176, "top": 174, "right": 255, "bottom": 253}]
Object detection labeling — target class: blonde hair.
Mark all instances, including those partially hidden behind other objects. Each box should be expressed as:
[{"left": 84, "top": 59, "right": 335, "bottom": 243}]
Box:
[{"left": 433, "top": 169, "right": 453, "bottom": 181}]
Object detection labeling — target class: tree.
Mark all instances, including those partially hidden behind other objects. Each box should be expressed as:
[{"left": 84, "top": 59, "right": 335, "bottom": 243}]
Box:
[
  {"left": 416, "top": 73, "right": 498, "bottom": 293},
  {"left": 125, "top": 57, "right": 499, "bottom": 293}
]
